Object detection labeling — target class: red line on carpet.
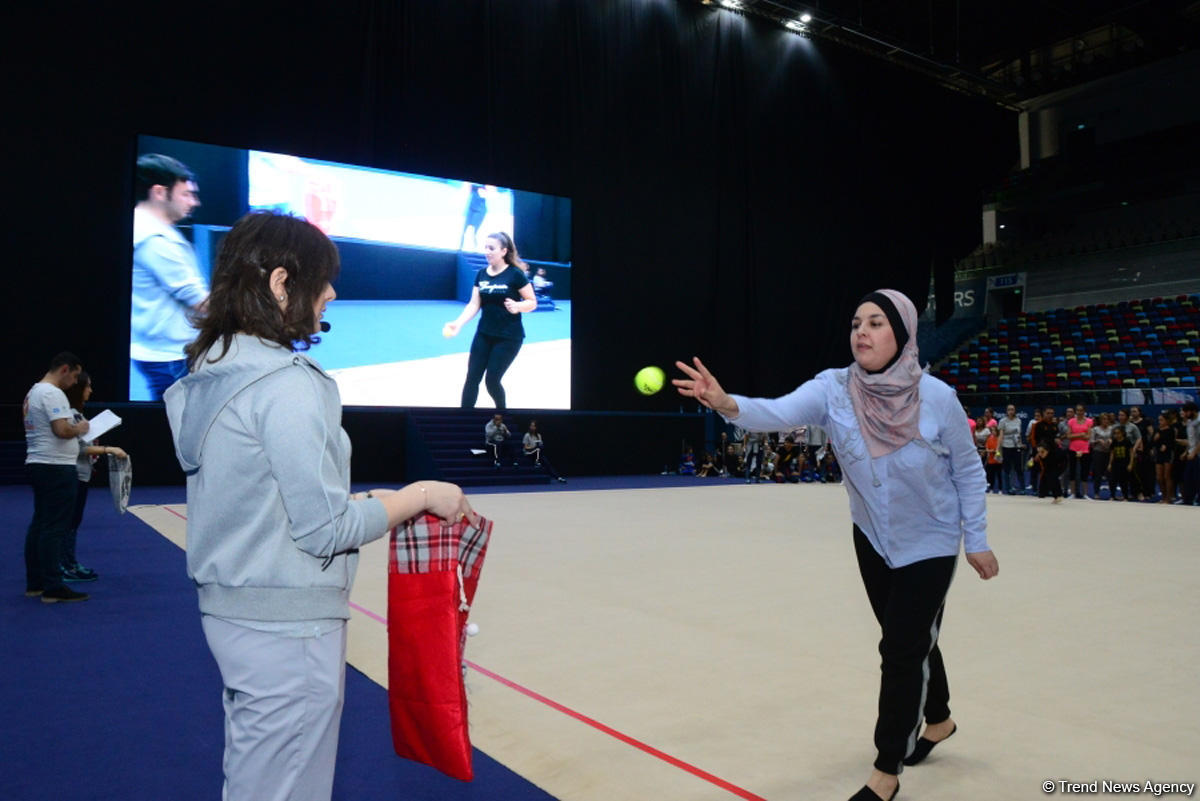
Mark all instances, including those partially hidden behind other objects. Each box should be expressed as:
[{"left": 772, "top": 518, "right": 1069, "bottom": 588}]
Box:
[
  {"left": 162, "top": 507, "right": 765, "bottom": 801},
  {"left": 463, "top": 659, "right": 767, "bottom": 800}
]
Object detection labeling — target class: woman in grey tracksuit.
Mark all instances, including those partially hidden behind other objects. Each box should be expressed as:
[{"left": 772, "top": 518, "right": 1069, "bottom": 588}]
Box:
[{"left": 166, "top": 212, "right": 473, "bottom": 801}]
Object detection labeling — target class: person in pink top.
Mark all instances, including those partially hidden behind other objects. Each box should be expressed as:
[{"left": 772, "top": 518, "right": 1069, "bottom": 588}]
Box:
[{"left": 1065, "top": 404, "right": 1094, "bottom": 499}]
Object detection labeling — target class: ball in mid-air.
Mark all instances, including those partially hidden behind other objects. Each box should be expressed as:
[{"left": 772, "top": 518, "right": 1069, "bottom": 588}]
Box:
[{"left": 635, "top": 366, "right": 665, "bottom": 395}]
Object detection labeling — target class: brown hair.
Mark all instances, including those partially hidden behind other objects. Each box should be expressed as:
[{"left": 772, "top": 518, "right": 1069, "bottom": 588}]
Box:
[
  {"left": 186, "top": 212, "right": 339, "bottom": 368},
  {"left": 487, "top": 231, "right": 527, "bottom": 270}
]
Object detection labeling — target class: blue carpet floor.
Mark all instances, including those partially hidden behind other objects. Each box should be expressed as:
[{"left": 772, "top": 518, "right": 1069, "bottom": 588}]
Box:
[
  {"left": 0, "top": 483, "right": 559, "bottom": 801},
  {"left": 307, "top": 299, "right": 571, "bottom": 370}
]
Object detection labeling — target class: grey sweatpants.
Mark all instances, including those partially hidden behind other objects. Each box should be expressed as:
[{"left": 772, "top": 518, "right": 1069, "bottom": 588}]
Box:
[{"left": 201, "top": 616, "right": 347, "bottom": 801}]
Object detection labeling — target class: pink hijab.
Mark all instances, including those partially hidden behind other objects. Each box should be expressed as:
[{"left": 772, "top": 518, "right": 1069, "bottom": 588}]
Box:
[{"left": 847, "top": 289, "right": 923, "bottom": 458}]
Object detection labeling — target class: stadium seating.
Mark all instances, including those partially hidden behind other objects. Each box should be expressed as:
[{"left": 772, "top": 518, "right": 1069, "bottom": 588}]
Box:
[{"left": 934, "top": 294, "right": 1200, "bottom": 392}]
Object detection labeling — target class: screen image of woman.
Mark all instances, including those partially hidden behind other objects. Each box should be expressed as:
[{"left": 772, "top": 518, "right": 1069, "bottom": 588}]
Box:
[{"left": 442, "top": 231, "right": 537, "bottom": 409}]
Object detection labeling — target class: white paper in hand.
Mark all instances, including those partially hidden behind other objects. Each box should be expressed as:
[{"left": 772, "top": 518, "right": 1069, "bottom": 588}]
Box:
[{"left": 84, "top": 409, "right": 123, "bottom": 443}]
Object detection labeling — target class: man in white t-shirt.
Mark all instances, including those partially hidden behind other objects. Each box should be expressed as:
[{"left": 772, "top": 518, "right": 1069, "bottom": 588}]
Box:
[{"left": 24, "top": 352, "right": 91, "bottom": 603}]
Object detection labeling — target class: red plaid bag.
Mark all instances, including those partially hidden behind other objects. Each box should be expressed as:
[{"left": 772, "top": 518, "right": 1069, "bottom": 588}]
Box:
[{"left": 387, "top": 512, "right": 491, "bottom": 781}]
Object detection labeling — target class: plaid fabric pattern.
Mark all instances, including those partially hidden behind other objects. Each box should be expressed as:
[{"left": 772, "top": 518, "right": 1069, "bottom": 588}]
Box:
[{"left": 389, "top": 513, "right": 491, "bottom": 579}]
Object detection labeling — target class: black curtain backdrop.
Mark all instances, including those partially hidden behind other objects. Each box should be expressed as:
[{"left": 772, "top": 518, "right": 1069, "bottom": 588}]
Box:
[{"left": 2, "top": 0, "right": 1014, "bottom": 413}]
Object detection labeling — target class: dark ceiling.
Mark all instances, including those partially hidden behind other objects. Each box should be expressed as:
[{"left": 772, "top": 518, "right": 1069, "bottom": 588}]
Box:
[{"left": 703, "top": 0, "right": 1200, "bottom": 107}]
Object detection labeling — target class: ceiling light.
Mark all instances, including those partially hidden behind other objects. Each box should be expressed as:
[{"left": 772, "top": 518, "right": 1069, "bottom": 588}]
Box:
[{"left": 800, "top": 13, "right": 812, "bottom": 23}]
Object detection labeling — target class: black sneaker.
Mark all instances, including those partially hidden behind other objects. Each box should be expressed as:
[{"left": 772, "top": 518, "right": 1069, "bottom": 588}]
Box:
[
  {"left": 63, "top": 565, "right": 98, "bottom": 582},
  {"left": 41, "top": 586, "right": 89, "bottom": 604},
  {"left": 24, "top": 587, "right": 43, "bottom": 598}
]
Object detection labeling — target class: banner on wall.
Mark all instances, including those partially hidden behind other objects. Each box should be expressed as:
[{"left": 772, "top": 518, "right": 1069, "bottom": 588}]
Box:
[
  {"left": 1122, "top": 387, "right": 1199, "bottom": 405},
  {"left": 923, "top": 274, "right": 987, "bottom": 321}
]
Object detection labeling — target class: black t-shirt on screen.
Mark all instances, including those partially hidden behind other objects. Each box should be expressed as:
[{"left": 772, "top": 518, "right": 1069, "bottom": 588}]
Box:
[{"left": 475, "top": 265, "right": 529, "bottom": 341}]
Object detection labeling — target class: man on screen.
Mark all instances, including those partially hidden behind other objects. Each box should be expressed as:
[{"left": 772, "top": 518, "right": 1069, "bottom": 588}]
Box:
[{"left": 131, "top": 153, "right": 208, "bottom": 400}]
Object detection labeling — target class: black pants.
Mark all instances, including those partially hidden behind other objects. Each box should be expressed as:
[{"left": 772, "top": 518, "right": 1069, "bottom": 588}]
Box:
[
  {"left": 63, "top": 480, "right": 89, "bottom": 566},
  {"left": 487, "top": 439, "right": 516, "bottom": 464},
  {"left": 1038, "top": 464, "right": 1063, "bottom": 498},
  {"left": 461, "top": 333, "right": 522, "bottom": 409},
  {"left": 1136, "top": 453, "right": 1156, "bottom": 498},
  {"left": 1110, "top": 463, "right": 1132, "bottom": 500},
  {"left": 1182, "top": 457, "right": 1200, "bottom": 505},
  {"left": 523, "top": 447, "right": 562, "bottom": 479},
  {"left": 853, "top": 526, "right": 957, "bottom": 775},
  {"left": 24, "top": 464, "right": 78, "bottom": 592}
]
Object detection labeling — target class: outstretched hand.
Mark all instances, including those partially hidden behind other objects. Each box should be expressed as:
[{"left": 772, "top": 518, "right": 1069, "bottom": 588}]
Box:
[
  {"left": 965, "top": 550, "right": 999, "bottom": 580},
  {"left": 672, "top": 357, "right": 738, "bottom": 417}
]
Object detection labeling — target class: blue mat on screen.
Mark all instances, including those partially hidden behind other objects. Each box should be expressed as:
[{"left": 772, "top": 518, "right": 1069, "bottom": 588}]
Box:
[{"left": 307, "top": 299, "right": 570, "bottom": 371}]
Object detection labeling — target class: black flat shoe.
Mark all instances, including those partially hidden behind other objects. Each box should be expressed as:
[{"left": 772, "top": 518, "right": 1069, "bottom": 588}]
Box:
[
  {"left": 848, "top": 782, "right": 898, "bottom": 801},
  {"left": 903, "top": 723, "right": 957, "bottom": 766}
]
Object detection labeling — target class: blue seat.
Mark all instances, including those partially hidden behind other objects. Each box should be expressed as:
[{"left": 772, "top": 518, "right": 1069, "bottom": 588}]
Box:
[{"left": 1136, "top": 378, "right": 1151, "bottom": 387}]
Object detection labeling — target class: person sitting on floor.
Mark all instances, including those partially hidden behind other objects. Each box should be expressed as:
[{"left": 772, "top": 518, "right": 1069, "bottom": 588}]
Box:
[
  {"left": 679, "top": 445, "right": 697, "bottom": 476},
  {"left": 522, "top": 419, "right": 566, "bottom": 483},
  {"left": 485, "top": 413, "right": 516, "bottom": 467}
]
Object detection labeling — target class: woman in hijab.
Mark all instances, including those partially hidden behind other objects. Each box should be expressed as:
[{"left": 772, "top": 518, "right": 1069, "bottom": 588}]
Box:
[{"left": 674, "top": 289, "right": 998, "bottom": 801}]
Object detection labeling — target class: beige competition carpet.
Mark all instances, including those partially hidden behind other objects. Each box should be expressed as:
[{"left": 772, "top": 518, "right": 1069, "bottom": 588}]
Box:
[{"left": 132, "top": 483, "right": 1200, "bottom": 801}]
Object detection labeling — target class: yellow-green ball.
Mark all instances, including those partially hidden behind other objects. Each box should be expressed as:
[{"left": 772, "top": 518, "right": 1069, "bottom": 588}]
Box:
[{"left": 635, "top": 366, "right": 665, "bottom": 395}]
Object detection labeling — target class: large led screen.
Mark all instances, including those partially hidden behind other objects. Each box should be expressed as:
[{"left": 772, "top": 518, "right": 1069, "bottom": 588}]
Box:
[{"left": 129, "top": 135, "right": 572, "bottom": 408}]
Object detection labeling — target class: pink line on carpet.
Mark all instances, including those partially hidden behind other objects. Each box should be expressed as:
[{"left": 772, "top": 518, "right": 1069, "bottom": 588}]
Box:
[
  {"left": 157, "top": 504, "right": 764, "bottom": 800},
  {"left": 349, "top": 601, "right": 387, "bottom": 625}
]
